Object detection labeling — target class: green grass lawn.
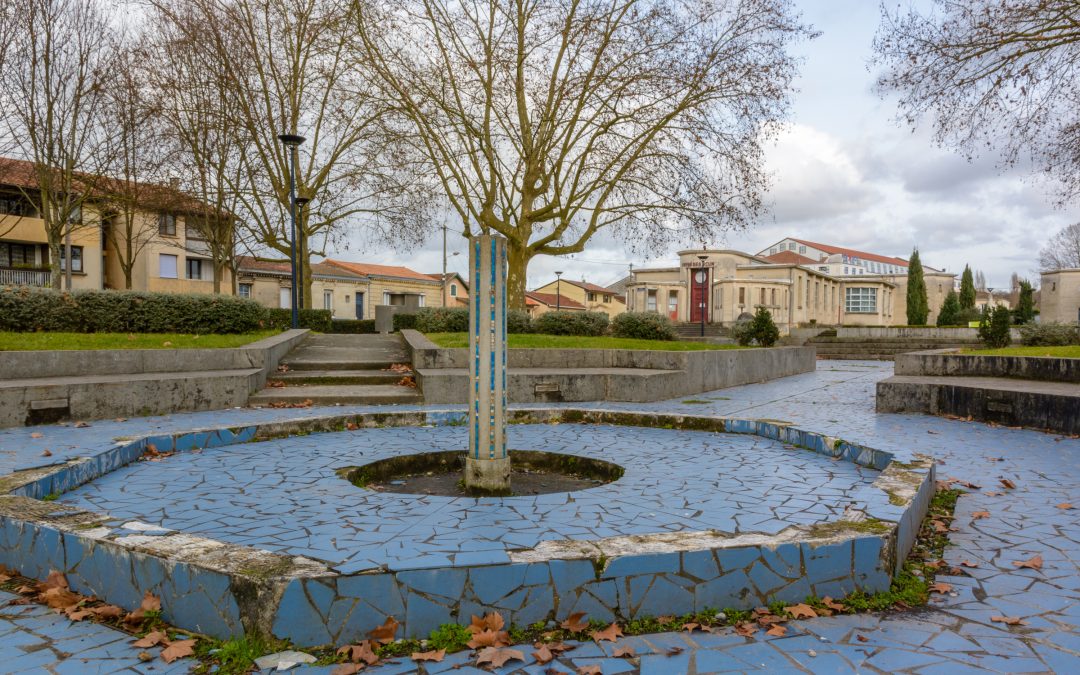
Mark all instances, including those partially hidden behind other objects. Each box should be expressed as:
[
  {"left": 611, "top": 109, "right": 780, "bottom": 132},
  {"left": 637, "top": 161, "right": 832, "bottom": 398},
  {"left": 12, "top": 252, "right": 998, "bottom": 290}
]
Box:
[
  {"left": 0, "top": 330, "right": 280, "bottom": 351},
  {"left": 964, "top": 345, "right": 1080, "bottom": 358},
  {"left": 425, "top": 332, "right": 748, "bottom": 351}
]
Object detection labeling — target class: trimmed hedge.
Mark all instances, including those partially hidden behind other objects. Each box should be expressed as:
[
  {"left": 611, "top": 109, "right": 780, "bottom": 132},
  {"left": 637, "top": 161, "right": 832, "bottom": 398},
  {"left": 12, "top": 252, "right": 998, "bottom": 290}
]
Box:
[
  {"left": 507, "top": 309, "right": 532, "bottom": 334},
  {"left": 1019, "top": 322, "right": 1079, "bottom": 346},
  {"left": 0, "top": 287, "right": 266, "bottom": 334},
  {"left": 265, "top": 308, "right": 333, "bottom": 332},
  {"left": 611, "top": 312, "right": 676, "bottom": 341},
  {"left": 415, "top": 307, "right": 470, "bottom": 333},
  {"left": 393, "top": 313, "right": 417, "bottom": 331},
  {"left": 330, "top": 319, "right": 376, "bottom": 334},
  {"left": 532, "top": 310, "right": 609, "bottom": 336}
]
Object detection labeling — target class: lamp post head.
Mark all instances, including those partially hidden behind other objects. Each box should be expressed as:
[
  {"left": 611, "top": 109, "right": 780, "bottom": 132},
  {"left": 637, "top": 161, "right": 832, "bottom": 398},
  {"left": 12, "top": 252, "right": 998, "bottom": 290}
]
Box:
[
  {"left": 294, "top": 196, "right": 311, "bottom": 207},
  {"left": 697, "top": 254, "right": 708, "bottom": 261},
  {"left": 555, "top": 270, "right": 563, "bottom": 278},
  {"left": 278, "top": 133, "right": 306, "bottom": 147}
]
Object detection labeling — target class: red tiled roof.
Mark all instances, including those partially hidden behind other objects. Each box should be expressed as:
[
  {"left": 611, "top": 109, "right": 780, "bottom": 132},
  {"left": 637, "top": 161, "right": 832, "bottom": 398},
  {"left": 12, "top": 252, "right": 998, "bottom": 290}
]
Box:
[
  {"left": 526, "top": 291, "right": 585, "bottom": 310},
  {"left": 0, "top": 156, "right": 212, "bottom": 214},
  {"left": 763, "top": 251, "right": 819, "bottom": 266},
  {"left": 562, "top": 279, "right": 616, "bottom": 294},
  {"left": 325, "top": 259, "right": 438, "bottom": 282},
  {"left": 236, "top": 256, "right": 367, "bottom": 279},
  {"left": 788, "top": 238, "right": 909, "bottom": 267}
]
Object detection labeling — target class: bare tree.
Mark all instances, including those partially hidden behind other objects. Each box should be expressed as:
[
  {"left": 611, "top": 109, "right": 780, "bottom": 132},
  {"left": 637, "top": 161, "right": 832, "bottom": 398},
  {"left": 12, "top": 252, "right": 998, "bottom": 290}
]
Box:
[
  {"left": 1040, "top": 222, "right": 1080, "bottom": 270},
  {"left": 353, "top": 0, "right": 813, "bottom": 307},
  {"left": 151, "top": 0, "right": 431, "bottom": 307},
  {"left": 874, "top": 1, "right": 1080, "bottom": 204},
  {"left": 146, "top": 4, "right": 248, "bottom": 294},
  {"left": 975, "top": 269, "right": 987, "bottom": 291},
  {"left": 0, "top": 0, "right": 118, "bottom": 290},
  {"left": 99, "top": 38, "right": 172, "bottom": 290}
]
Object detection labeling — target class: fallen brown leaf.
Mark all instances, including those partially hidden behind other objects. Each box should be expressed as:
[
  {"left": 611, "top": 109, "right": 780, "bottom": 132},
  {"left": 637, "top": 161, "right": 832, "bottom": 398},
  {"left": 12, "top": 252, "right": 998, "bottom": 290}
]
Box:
[
  {"left": 1057, "top": 503, "right": 1075, "bottom": 510},
  {"left": 41, "top": 449, "right": 52, "bottom": 457},
  {"left": 959, "top": 560, "right": 980, "bottom": 568},
  {"left": 73, "top": 421, "right": 90, "bottom": 428},
  {"left": 990, "top": 615, "right": 1028, "bottom": 626},
  {"left": 411, "top": 648, "right": 445, "bottom": 663},
  {"left": 766, "top": 624, "right": 788, "bottom": 637},
  {"left": 476, "top": 647, "right": 524, "bottom": 668},
  {"left": 999, "top": 478, "right": 1016, "bottom": 489},
  {"left": 971, "top": 511, "right": 990, "bottom": 520},
  {"left": 784, "top": 603, "right": 818, "bottom": 619},
  {"left": 613, "top": 645, "right": 636, "bottom": 658},
  {"left": 330, "top": 665, "right": 363, "bottom": 675},
  {"left": 856, "top": 634, "right": 869, "bottom": 642},
  {"left": 928, "top": 582, "right": 953, "bottom": 594},
  {"left": 682, "top": 622, "right": 701, "bottom": 632},
  {"left": 576, "top": 667, "right": 602, "bottom": 675},
  {"left": 533, "top": 645, "right": 555, "bottom": 664},
  {"left": 133, "top": 631, "right": 167, "bottom": 648},
  {"left": 590, "top": 622, "right": 623, "bottom": 643},
  {"left": 734, "top": 621, "right": 757, "bottom": 637},
  {"left": 160, "top": 639, "right": 195, "bottom": 663},
  {"left": 560, "top": 611, "right": 589, "bottom": 632},
  {"left": 822, "top": 597, "right": 846, "bottom": 612},
  {"left": 338, "top": 641, "right": 379, "bottom": 665},
  {"left": 368, "top": 616, "right": 399, "bottom": 644},
  {"left": 466, "top": 629, "right": 511, "bottom": 649},
  {"left": 468, "top": 612, "right": 505, "bottom": 634},
  {"left": 30, "top": 432, "right": 43, "bottom": 439},
  {"left": 1013, "top": 554, "right": 1044, "bottom": 570},
  {"left": 666, "top": 646, "right": 685, "bottom": 656}
]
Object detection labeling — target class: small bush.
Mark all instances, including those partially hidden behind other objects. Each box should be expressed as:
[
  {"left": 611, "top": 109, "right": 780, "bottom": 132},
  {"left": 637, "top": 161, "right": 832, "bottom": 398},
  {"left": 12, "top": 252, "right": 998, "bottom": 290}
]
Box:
[
  {"left": 265, "top": 308, "right": 332, "bottom": 332},
  {"left": 733, "top": 307, "right": 780, "bottom": 347},
  {"left": 330, "top": 319, "right": 376, "bottom": 334},
  {"left": 507, "top": 309, "right": 532, "bottom": 334},
  {"left": 393, "top": 313, "right": 417, "bottom": 331},
  {"left": 415, "top": 307, "right": 470, "bottom": 333},
  {"left": 978, "top": 305, "right": 1012, "bottom": 348},
  {"left": 0, "top": 287, "right": 266, "bottom": 334},
  {"left": 1018, "top": 322, "right": 1079, "bottom": 346},
  {"left": 532, "top": 310, "right": 609, "bottom": 336},
  {"left": 611, "top": 312, "right": 676, "bottom": 340},
  {"left": 936, "top": 291, "right": 962, "bottom": 327}
]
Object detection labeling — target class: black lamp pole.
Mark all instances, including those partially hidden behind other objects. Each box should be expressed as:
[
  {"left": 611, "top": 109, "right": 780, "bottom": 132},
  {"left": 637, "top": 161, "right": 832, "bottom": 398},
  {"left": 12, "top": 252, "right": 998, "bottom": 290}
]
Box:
[
  {"left": 295, "top": 193, "right": 311, "bottom": 309},
  {"left": 278, "top": 133, "right": 306, "bottom": 329},
  {"left": 555, "top": 270, "right": 563, "bottom": 310},
  {"left": 697, "top": 254, "right": 708, "bottom": 337}
]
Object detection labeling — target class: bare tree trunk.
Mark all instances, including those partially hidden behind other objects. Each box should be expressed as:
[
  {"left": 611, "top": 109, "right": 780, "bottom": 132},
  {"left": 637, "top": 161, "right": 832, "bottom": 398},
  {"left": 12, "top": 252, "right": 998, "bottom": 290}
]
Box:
[{"left": 505, "top": 238, "right": 531, "bottom": 310}]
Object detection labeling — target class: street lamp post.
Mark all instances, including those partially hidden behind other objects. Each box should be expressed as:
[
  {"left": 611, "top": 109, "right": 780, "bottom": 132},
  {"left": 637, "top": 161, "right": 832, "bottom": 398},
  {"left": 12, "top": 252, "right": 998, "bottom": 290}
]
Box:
[
  {"left": 278, "top": 133, "right": 306, "bottom": 329},
  {"left": 697, "top": 254, "right": 708, "bottom": 337},
  {"left": 555, "top": 270, "right": 563, "bottom": 310}
]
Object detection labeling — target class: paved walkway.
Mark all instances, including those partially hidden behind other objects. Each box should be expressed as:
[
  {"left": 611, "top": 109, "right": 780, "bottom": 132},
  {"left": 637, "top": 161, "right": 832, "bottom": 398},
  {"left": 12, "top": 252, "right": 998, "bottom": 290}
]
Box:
[{"left": 2, "top": 361, "right": 1078, "bottom": 673}]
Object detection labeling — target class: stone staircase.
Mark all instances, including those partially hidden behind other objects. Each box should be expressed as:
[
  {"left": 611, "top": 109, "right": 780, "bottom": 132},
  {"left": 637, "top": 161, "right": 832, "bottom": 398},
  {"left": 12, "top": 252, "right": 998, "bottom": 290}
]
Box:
[
  {"left": 675, "top": 323, "right": 730, "bottom": 339},
  {"left": 248, "top": 334, "right": 423, "bottom": 407},
  {"left": 807, "top": 335, "right": 982, "bottom": 361}
]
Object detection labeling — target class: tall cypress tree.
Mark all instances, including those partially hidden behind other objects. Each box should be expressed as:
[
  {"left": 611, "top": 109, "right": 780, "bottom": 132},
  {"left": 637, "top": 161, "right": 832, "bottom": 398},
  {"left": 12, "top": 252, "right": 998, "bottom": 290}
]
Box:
[
  {"left": 1016, "top": 280, "right": 1035, "bottom": 324},
  {"left": 906, "top": 248, "right": 929, "bottom": 325},
  {"left": 959, "top": 265, "right": 976, "bottom": 310}
]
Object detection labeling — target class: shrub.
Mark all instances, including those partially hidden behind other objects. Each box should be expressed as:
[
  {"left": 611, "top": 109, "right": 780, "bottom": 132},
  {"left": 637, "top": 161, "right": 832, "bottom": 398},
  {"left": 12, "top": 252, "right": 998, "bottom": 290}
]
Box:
[
  {"left": 393, "top": 313, "right": 417, "bottom": 331},
  {"left": 532, "top": 310, "right": 609, "bottom": 336},
  {"left": 507, "top": 309, "right": 532, "bottom": 334},
  {"left": 611, "top": 312, "right": 676, "bottom": 340},
  {"left": 265, "top": 308, "right": 332, "bottom": 332},
  {"left": 1014, "top": 280, "right": 1035, "bottom": 324},
  {"left": 329, "top": 319, "right": 376, "bottom": 334},
  {"left": 1018, "top": 322, "right": 1079, "bottom": 346},
  {"left": 978, "top": 305, "right": 1012, "bottom": 348},
  {"left": 0, "top": 287, "right": 265, "bottom": 334},
  {"left": 957, "top": 307, "right": 984, "bottom": 326},
  {"left": 936, "top": 291, "right": 962, "bottom": 326},
  {"left": 733, "top": 307, "right": 780, "bottom": 347},
  {"left": 415, "top": 307, "right": 470, "bottom": 333}
]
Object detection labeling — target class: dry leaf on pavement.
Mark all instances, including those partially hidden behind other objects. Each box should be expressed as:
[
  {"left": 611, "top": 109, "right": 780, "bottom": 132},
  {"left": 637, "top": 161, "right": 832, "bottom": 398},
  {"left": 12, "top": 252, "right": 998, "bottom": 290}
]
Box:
[
  {"left": 560, "top": 611, "right": 589, "bottom": 632},
  {"left": 590, "top": 622, "right": 623, "bottom": 643}
]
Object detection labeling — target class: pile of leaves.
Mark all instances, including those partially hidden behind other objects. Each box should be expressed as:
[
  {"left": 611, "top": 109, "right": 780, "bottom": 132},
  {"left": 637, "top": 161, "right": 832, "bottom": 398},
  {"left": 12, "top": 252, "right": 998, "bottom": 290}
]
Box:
[{"left": 265, "top": 398, "right": 313, "bottom": 409}]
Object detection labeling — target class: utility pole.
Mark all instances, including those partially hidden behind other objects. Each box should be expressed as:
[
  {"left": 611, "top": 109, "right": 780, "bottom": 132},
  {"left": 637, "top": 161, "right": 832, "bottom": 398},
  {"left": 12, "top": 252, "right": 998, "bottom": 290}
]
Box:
[{"left": 442, "top": 221, "right": 448, "bottom": 308}]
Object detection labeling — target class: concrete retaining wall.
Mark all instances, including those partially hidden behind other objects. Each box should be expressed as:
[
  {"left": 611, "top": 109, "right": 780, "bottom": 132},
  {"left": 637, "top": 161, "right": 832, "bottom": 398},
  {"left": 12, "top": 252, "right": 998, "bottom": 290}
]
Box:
[
  {"left": 837, "top": 326, "right": 1021, "bottom": 340},
  {"left": 403, "top": 330, "right": 816, "bottom": 403},
  {"left": 895, "top": 349, "right": 1080, "bottom": 383},
  {"left": 0, "top": 330, "right": 308, "bottom": 427}
]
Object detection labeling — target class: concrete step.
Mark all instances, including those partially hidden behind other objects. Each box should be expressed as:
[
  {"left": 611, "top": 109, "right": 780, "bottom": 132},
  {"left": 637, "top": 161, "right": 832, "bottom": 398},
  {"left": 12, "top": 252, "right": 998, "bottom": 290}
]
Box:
[
  {"left": 272, "top": 370, "right": 409, "bottom": 386},
  {"left": 818, "top": 354, "right": 896, "bottom": 361},
  {"left": 249, "top": 384, "right": 422, "bottom": 406},
  {"left": 278, "top": 359, "right": 403, "bottom": 372}
]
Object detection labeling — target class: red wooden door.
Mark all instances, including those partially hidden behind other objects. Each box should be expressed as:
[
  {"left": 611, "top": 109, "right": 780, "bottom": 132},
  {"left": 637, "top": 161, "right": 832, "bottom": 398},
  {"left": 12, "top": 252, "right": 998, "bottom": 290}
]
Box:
[{"left": 690, "top": 269, "right": 709, "bottom": 323}]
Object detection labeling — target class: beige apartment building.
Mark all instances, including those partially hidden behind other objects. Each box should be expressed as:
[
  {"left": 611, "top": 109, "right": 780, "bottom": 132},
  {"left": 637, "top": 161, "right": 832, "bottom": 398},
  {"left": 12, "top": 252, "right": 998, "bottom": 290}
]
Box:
[
  {"left": 625, "top": 246, "right": 955, "bottom": 332},
  {"left": 1040, "top": 269, "right": 1080, "bottom": 324},
  {"left": 236, "top": 257, "right": 446, "bottom": 319},
  {"left": 0, "top": 157, "right": 229, "bottom": 293},
  {"left": 532, "top": 278, "right": 626, "bottom": 317}
]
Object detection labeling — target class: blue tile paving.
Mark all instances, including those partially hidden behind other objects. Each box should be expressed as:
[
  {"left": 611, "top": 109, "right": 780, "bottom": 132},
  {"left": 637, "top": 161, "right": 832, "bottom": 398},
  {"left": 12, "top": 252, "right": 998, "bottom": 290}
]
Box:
[{"left": 0, "top": 360, "right": 1077, "bottom": 672}]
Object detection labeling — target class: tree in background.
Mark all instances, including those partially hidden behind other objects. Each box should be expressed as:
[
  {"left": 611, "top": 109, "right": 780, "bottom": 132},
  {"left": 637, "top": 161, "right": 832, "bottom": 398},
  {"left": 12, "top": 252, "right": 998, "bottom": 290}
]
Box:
[
  {"left": 1039, "top": 223, "right": 1080, "bottom": 271},
  {"left": 959, "top": 265, "right": 976, "bottom": 310},
  {"left": 906, "top": 248, "right": 929, "bottom": 325},
  {"left": 974, "top": 269, "right": 987, "bottom": 291},
  {"left": 354, "top": 0, "right": 815, "bottom": 308},
  {"left": 979, "top": 305, "right": 1013, "bottom": 348},
  {"left": 874, "top": 1, "right": 1080, "bottom": 205},
  {"left": 0, "top": 0, "right": 119, "bottom": 290},
  {"left": 936, "top": 291, "right": 961, "bottom": 327},
  {"left": 1015, "top": 280, "right": 1036, "bottom": 324},
  {"left": 734, "top": 307, "right": 780, "bottom": 347}
]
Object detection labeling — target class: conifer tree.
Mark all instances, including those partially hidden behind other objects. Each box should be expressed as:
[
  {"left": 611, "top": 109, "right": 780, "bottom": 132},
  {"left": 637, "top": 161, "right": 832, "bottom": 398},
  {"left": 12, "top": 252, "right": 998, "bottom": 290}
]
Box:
[
  {"left": 959, "top": 265, "right": 976, "bottom": 310},
  {"left": 906, "top": 248, "right": 929, "bottom": 325}
]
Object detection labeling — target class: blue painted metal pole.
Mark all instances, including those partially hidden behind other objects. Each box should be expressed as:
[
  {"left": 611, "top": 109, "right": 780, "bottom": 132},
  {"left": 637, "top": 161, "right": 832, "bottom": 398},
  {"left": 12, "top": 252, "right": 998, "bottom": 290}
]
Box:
[{"left": 466, "top": 234, "right": 509, "bottom": 493}]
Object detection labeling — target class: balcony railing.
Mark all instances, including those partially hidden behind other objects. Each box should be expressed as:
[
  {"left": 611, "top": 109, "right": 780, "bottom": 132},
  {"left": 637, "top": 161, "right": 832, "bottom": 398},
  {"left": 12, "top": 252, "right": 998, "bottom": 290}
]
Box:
[{"left": 0, "top": 267, "right": 52, "bottom": 287}]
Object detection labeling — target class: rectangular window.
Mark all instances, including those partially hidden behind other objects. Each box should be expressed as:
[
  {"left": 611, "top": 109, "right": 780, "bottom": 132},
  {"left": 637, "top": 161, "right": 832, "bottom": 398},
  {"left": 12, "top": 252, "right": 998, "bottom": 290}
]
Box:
[
  {"left": 738, "top": 287, "right": 745, "bottom": 305},
  {"left": 587, "top": 292, "right": 596, "bottom": 302},
  {"left": 759, "top": 288, "right": 765, "bottom": 305},
  {"left": 799, "top": 245, "right": 806, "bottom": 254},
  {"left": 59, "top": 246, "right": 83, "bottom": 273},
  {"left": 159, "top": 254, "right": 178, "bottom": 279},
  {"left": 646, "top": 289, "right": 657, "bottom": 312},
  {"left": 603, "top": 295, "right": 611, "bottom": 303},
  {"left": 845, "top": 287, "right": 878, "bottom": 313},
  {"left": 279, "top": 287, "right": 291, "bottom": 308},
  {"left": 323, "top": 290, "right": 333, "bottom": 310},
  {"left": 788, "top": 242, "right": 796, "bottom": 251},
  {"left": 769, "top": 247, "right": 776, "bottom": 255},
  {"left": 450, "top": 284, "right": 458, "bottom": 297},
  {"left": 1, "top": 242, "right": 40, "bottom": 268},
  {"left": 667, "top": 290, "right": 677, "bottom": 316},
  {"left": 0, "top": 195, "right": 35, "bottom": 217},
  {"left": 771, "top": 288, "right": 777, "bottom": 305},
  {"left": 186, "top": 258, "right": 203, "bottom": 280},
  {"left": 158, "top": 213, "right": 176, "bottom": 236},
  {"left": 238, "top": 283, "right": 252, "bottom": 298}
]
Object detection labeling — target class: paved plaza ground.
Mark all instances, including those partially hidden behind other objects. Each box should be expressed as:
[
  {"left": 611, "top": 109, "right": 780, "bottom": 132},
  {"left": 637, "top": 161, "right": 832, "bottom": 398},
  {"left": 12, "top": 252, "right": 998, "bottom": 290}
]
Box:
[{"left": 1, "top": 360, "right": 1078, "bottom": 673}]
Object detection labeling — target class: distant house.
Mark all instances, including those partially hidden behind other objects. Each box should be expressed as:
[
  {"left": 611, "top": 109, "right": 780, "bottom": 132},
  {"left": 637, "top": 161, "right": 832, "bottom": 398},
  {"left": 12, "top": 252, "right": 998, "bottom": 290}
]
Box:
[
  {"left": 532, "top": 278, "right": 626, "bottom": 317},
  {"left": 425, "top": 271, "right": 469, "bottom": 307},
  {"left": 524, "top": 291, "right": 585, "bottom": 316}
]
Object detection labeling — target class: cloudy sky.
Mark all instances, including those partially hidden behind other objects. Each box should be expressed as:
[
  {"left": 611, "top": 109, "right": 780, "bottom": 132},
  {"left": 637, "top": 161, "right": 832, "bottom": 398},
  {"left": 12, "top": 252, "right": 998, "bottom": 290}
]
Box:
[{"left": 335, "top": 0, "right": 1080, "bottom": 290}]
